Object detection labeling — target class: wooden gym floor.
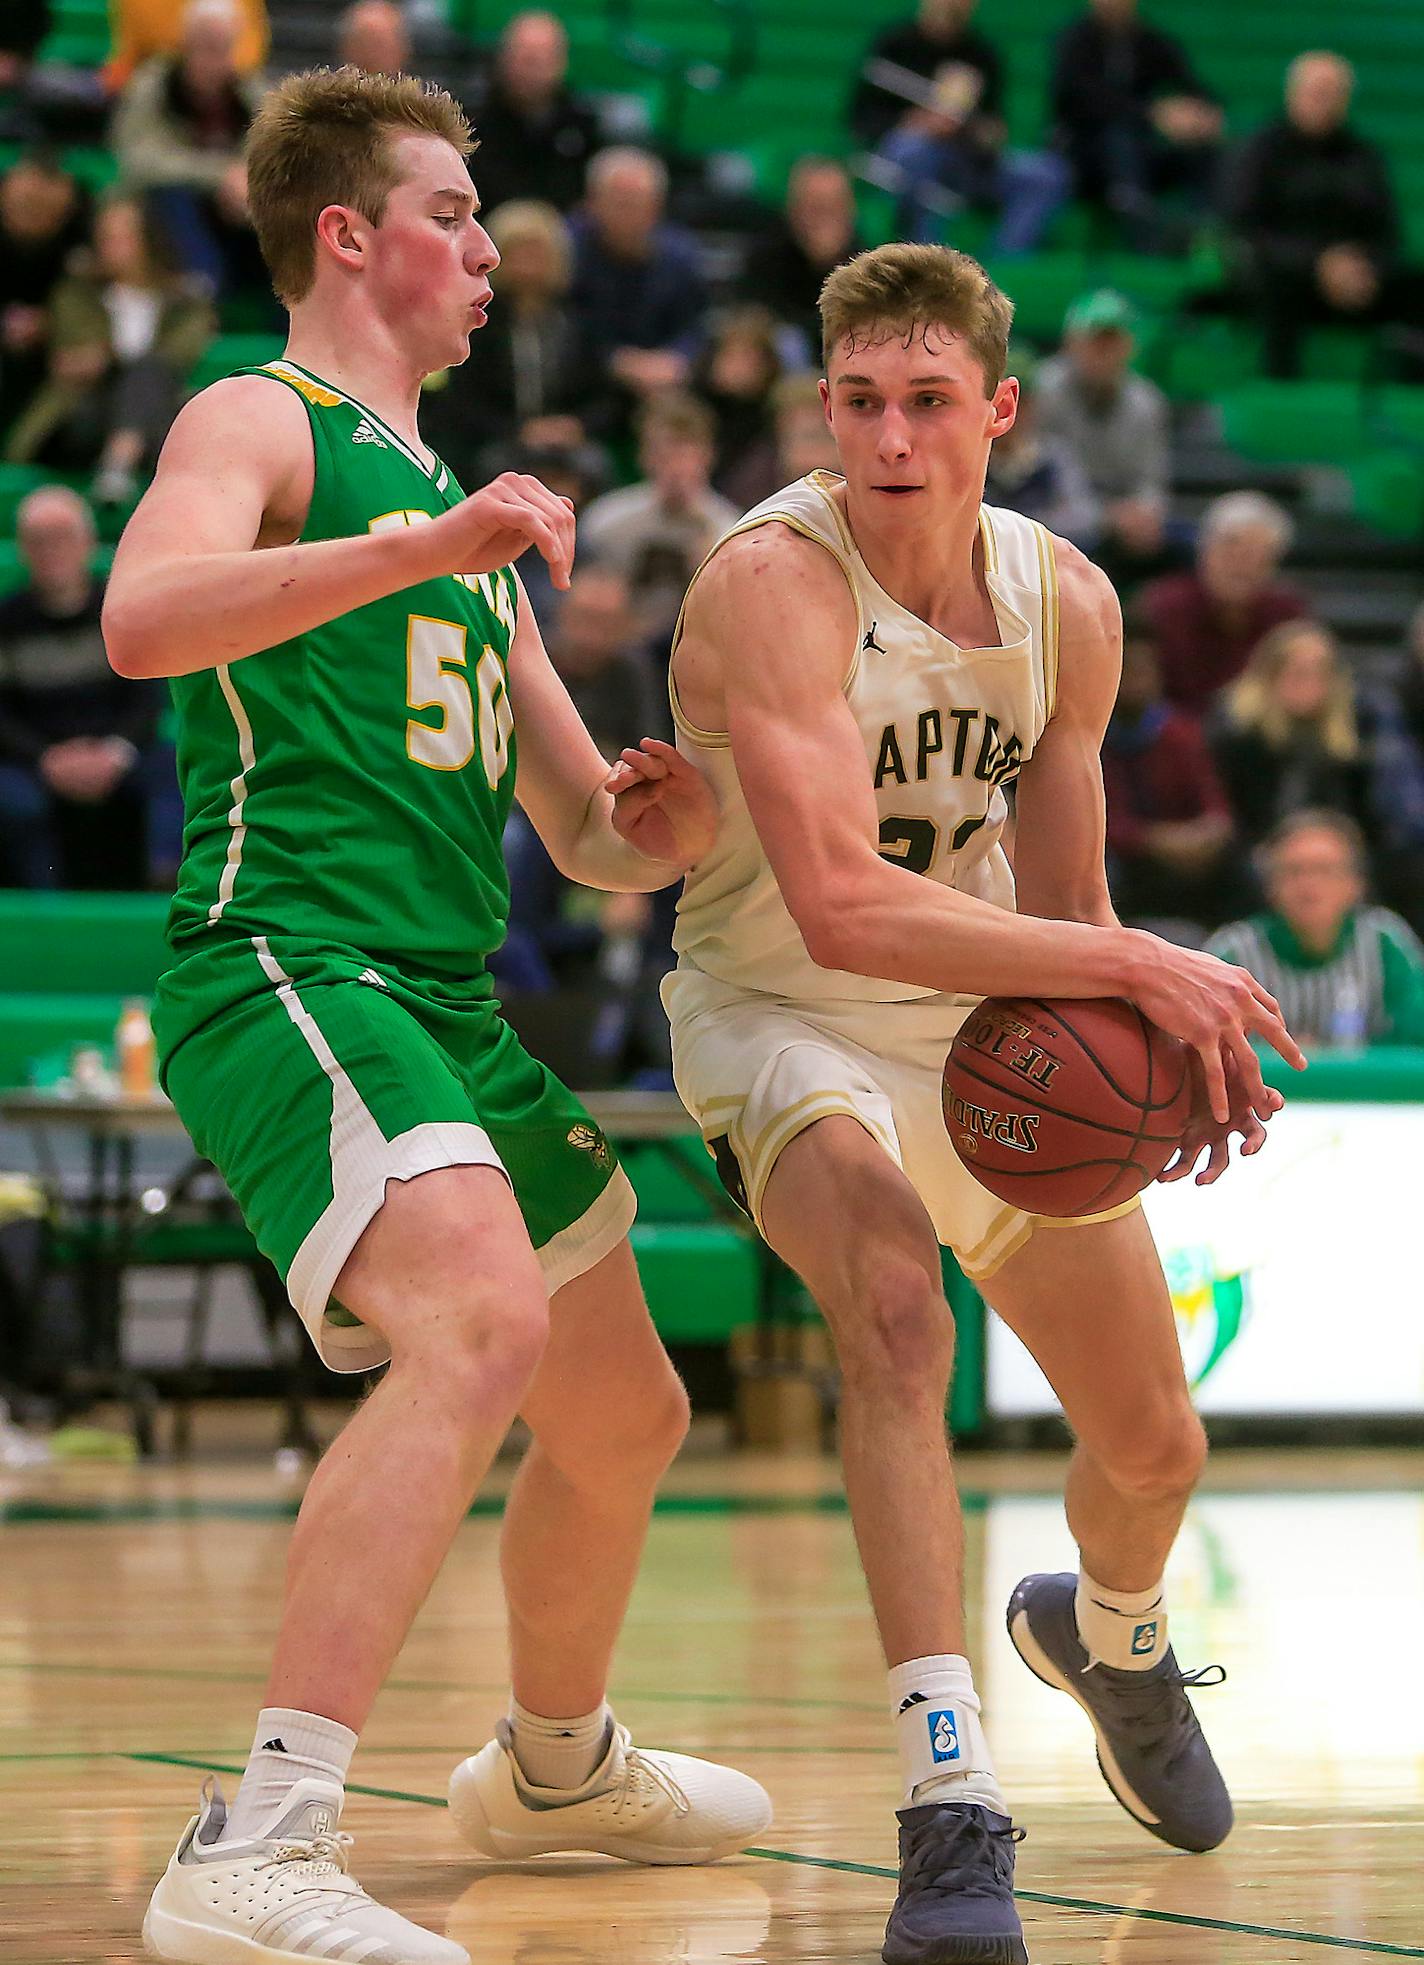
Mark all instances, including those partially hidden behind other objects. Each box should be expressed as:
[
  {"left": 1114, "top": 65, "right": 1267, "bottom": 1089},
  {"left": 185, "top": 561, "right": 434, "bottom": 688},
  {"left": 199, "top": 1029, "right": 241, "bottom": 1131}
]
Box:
[{"left": 2, "top": 1432, "right": 1421, "bottom": 1963}]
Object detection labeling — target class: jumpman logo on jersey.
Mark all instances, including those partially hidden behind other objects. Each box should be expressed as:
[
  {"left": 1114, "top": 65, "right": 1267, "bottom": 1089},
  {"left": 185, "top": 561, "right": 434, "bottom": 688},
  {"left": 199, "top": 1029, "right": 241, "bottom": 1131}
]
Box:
[{"left": 863, "top": 622, "right": 887, "bottom": 655}]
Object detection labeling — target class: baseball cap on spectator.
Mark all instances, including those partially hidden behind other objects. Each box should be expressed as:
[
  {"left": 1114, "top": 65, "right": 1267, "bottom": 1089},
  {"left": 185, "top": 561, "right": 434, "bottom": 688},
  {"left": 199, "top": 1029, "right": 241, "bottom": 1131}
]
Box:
[{"left": 1063, "top": 290, "right": 1136, "bottom": 337}]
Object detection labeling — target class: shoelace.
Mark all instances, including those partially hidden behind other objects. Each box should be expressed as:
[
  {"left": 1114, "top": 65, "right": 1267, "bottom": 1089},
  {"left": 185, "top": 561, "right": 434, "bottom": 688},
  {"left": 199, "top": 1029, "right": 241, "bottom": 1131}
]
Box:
[
  {"left": 260, "top": 1830, "right": 357, "bottom": 1880},
  {"left": 1082, "top": 1663, "right": 1227, "bottom": 1761},
  {"left": 901, "top": 1810, "right": 1024, "bottom": 1898},
  {"left": 608, "top": 1749, "right": 692, "bottom": 1822}
]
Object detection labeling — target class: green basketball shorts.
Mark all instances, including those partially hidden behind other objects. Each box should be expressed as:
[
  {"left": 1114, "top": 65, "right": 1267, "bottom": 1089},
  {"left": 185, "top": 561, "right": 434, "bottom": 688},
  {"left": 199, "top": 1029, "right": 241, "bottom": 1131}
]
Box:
[{"left": 156, "top": 933, "right": 635, "bottom": 1373}]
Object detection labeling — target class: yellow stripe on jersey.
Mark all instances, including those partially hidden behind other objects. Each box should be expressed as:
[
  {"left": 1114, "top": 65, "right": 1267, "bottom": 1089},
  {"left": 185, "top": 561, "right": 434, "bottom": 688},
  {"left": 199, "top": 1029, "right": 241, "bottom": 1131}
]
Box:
[{"left": 261, "top": 360, "right": 343, "bottom": 407}]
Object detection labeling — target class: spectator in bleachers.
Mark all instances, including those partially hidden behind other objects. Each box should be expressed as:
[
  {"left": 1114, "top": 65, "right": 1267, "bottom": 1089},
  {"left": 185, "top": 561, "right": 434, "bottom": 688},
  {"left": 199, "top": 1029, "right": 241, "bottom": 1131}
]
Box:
[
  {"left": 739, "top": 156, "right": 863, "bottom": 360},
  {"left": 112, "top": 0, "right": 267, "bottom": 300},
  {"left": 107, "top": 0, "right": 268, "bottom": 86},
  {"left": 335, "top": 1, "right": 410, "bottom": 79},
  {"left": 1141, "top": 491, "right": 1308, "bottom": 717},
  {"left": 469, "top": 12, "right": 603, "bottom": 219},
  {"left": 0, "top": 152, "right": 90, "bottom": 440},
  {"left": 1361, "top": 600, "right": 1424, "bottom": 934},
  {"left": 1209, "top": 618, "right": 1372, "bottom": 853},
  {"left": 1225, "top": 52, "right": 1400, "bottom": 379},
  {"left": 1034, "top": 289, "right": 1171, "bottom": 582},
  {"left": 496, "top": 435, "right": 610, "bottom": 634},
  {"left": 983, "top": 351, "right": 1098, "bottom": 548},
  {"left": 1102, "top": 624, "right": 1243, "bottom": 930},
  {"left": 0, "top": 485, "right": 163, "bottom": 888},
  {"left": 545, "top": 565, "right": 665, "bottom": 759},
  {"left": 720, "top": 369, "right": 839, "bottom": 511},
  {"left": 0, "top": 3, "right": 53, "bottom": 141},
  {"left": 579, "top": 392, "right": 736, "bottom": 641},
  {"left": 1050, "top": 0, "right": 1223, "bottom": 253},
  {"left": 569, "top": 148, "right": 707, "bottom": 425},
  {"left": 419, "top": 200, "right": 596, "bottom": 485},
  {"left": 498, "top": 566, "right": 666, "bottom": 1000},
  {"left": 850, "top": 0, "right": 1067, "bottom": 255},
  {"left": 692, "top": 306, "right": 783, "bottom": 491},
  {"left": 1208, "top": 810, "right": 1424, "bottom": 1049},
  {"left": 3, "top": 193, "right": 214, "bottom": 504}
]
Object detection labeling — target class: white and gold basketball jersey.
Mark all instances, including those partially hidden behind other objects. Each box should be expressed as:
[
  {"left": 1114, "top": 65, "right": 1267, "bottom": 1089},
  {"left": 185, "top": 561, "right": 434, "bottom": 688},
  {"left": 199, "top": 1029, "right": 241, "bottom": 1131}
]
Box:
[{"left": 668, "top": 470, "right": 1060, "bottom": 1004}]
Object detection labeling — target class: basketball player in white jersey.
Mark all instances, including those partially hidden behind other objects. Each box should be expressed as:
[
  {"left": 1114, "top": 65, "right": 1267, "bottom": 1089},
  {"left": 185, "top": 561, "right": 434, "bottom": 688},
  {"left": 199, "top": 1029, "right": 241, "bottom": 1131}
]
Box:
[{"left": 650, "top": 245, "right": 1304, "bottom": 1964}]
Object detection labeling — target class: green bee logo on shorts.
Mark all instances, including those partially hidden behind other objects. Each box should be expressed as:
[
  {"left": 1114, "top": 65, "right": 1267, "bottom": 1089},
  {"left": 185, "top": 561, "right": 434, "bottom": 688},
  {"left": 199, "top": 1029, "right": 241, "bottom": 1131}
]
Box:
[{"left": 567, "top": 1123, "right": 613, "bottom": 1171}]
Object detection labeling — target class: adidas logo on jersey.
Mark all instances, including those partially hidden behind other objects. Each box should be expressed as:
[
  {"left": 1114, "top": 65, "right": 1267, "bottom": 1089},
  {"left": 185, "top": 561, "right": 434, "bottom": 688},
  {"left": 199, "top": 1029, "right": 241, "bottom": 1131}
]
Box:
[
  {"left": 358, "top": 969, "right": 389, "bottom": 990},
  {"left": 351, "top": 419, "right": 387, "bottom": 448}
]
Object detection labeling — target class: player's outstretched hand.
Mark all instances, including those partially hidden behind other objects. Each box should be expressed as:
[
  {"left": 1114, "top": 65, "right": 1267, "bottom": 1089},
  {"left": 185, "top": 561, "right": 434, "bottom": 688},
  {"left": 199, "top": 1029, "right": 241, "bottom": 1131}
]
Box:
[
  {"left": 607, "top": 738, "right": 717, "bottom": 869},
  {"left": 431, "top": 472, "right": 576, "bottom": 589},
  {"left": 1125, "top": 931, "right": 1306, "bottom": 1126},
  {"left": 1159, "top": 1044, "right": 1283, "bottom": 1186}
]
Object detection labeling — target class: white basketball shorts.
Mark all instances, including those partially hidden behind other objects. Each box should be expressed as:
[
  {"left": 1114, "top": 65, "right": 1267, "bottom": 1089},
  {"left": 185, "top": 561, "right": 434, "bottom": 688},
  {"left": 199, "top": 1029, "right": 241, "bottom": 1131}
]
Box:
[{"left": 662, "top": 966, "right": 1137, "bottom": 1281}]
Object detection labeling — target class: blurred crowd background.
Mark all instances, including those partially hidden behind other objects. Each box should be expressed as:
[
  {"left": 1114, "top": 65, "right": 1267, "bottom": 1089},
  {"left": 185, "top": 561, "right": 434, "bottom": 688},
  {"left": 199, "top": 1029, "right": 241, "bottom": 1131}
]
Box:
[{"left": 6, "top": 0, "right": 1424, "bottom": 1082}]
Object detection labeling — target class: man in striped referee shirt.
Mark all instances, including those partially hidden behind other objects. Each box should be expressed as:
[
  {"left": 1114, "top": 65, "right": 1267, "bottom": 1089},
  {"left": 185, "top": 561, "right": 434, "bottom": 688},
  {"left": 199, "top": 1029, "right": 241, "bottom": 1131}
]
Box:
[{"left": 1208, "top": 809, "right": 1424, "bottom": 1050}]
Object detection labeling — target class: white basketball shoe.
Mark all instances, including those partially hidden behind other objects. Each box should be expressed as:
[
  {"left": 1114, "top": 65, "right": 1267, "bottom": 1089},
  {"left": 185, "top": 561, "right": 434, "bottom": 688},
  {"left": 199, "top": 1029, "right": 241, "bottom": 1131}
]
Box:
[
  {"left": 143, "top": 1776, "right": 469, "bottom": 1964},
  {"left": 448, "top": 1720, "right": 772, "bottom": 1865}
]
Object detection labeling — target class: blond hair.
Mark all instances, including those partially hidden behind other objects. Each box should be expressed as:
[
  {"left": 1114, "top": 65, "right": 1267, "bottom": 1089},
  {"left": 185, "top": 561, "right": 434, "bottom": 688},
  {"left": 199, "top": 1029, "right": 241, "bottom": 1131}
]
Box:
[
  {"left": 245, "top": 66, "right": 474, "bottom": 306},
  {"left": 819, "top": 243, "right": 1014, "bottom": 393},
  {"left": 487, "top": 199, "right": 571, "bottom": 291},
  {"left": 1228, "top": 620, "right": 1359, "bottom": 761},
  {"left": 638, "top": 390, "right": 715, "bottom": 448}
]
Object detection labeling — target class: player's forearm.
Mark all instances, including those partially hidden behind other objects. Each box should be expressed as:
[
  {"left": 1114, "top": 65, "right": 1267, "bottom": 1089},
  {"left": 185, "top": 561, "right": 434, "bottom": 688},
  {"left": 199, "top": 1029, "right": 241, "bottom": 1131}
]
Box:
[
  {"left": 104, "top": 526, "right": 439, "bottom": 678},
  {"left": 562, "top": 789, "right": 682, "bottom": 893},
  {"left": 810, "top": 872, "right": 1141, "bottom": 999}
]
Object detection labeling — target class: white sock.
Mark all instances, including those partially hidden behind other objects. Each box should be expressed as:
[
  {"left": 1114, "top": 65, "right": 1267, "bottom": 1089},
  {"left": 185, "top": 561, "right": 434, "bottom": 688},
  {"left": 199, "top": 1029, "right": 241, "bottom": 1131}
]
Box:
[
  {"left": 222, "top": 1707, "right": 357, "bottom": 1843},
  {"left": 508, "top": 1697, "right": 613, "bottom": 1791},
  {"left": 1075, "top": 1569, "right": 1169, "bottom": 1671},
  {"left": 888, "top": 1654, "right": 1006, "bottom": 1816}
]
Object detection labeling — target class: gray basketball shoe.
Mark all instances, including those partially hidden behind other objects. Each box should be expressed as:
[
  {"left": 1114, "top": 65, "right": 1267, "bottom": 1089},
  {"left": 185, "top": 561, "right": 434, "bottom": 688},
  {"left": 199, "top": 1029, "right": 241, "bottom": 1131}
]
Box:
[
  {"left": 1007, "top": 1571, "right": 1232, "bottom": 1852},
  {"left": 882, "top": 1801, "right": 1028, "bottom": 1965}
]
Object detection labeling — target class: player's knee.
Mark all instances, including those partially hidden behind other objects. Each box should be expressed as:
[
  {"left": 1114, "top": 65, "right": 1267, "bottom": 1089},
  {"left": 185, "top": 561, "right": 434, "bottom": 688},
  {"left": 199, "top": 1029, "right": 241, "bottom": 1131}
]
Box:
[
  {"left": 1100, "top": 1405, "right": 1207, "bottom": 1502},
  {"left": 391, "top": 1280, "right": 550, "bottom": 1414},
  {"left": 834, "top": 1255, "right": 953, "bottom": 1392},
  {"left": 610, "top": 1362, "right": 691, "bottom": 1476},
  {"left": 542, "top": 1358, "right": 690, "bottom": 1486}
]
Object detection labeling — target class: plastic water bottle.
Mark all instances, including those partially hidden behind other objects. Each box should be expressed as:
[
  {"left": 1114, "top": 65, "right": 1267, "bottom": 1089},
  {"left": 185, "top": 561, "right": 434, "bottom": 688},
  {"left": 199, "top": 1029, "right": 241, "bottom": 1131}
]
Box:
[
  {"left": 1327, "top": 978, "right": 1369, "bottom": 1052},
  {"left": 116, "top": 999, "right": 156, "bottom": 1096}
]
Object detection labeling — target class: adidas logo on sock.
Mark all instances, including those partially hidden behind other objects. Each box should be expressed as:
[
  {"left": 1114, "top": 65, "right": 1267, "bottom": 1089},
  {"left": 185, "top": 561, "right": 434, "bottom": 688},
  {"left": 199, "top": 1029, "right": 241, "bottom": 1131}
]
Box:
[
  {"left": 897, "top": 1693, "right": 928, "bottom": 1714},
  {"left": 261, "top": 1738, "right": 288, "bottom": 1754}
]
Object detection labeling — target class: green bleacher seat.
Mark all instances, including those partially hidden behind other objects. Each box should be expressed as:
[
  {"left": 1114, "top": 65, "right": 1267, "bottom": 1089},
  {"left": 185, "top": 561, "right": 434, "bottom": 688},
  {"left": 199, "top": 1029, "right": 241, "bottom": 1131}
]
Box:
[
  {"left": 1145, "top": 318, "right": 1262, "bottom": 401},
  {"left": 1377, "top": 387, "right": 1424, "bottom": 448},
  {"left": 1219, "top": 380, "right": 1370, "bottom": 465},
  {"left": 1347, "top": 450, "right": 1424, "bottom": 538},
  {"left": 188, "top": 334, "right": 286, "bottom": 394},
  {"left": 0, "top": 891, "right": 170, "bottom": 998},
  {"left": 627, "top": 1223, "right": 759, "bottom": 1342}
]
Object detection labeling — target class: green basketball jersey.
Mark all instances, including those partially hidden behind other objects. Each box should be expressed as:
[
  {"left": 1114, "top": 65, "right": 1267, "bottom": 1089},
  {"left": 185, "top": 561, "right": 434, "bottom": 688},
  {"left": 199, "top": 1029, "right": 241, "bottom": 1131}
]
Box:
[{"left": 165, "top": 358, "right": 518, "bottom": 983}]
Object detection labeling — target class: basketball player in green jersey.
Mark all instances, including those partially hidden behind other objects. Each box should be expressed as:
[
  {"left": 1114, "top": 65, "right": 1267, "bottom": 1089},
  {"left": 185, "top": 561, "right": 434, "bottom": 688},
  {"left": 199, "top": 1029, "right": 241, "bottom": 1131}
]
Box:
[{"left": 105, "top": 68, "right": 769, "bottom": 1965}]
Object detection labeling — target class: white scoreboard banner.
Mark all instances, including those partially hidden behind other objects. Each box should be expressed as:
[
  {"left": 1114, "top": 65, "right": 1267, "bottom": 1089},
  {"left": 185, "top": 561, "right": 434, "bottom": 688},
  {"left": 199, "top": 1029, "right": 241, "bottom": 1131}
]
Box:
[{"left": 985, "top": 1102, "right": 1424, "bottom": 1417}]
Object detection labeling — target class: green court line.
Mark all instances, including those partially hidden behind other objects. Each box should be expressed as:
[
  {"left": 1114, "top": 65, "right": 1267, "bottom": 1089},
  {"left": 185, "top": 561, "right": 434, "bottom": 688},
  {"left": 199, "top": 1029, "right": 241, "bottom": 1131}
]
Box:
[
  {"left": 0, "top": 1493, "right": 874, "bottom": 1525},
  {"left": 127, "top": 1753, "right": 447, "bottom": 1811},
  {"left": 4, "top": 1481, "right": 1418, "bottom": 1529},
  {"left": 743, "top": 1848, "right": 1424, "bottom": 1956},
  {"left": 0, "top": 1740, "right": 890, "bottom": 1766},
  {"left": 0, "top": 1658, "right": 885, "bottom": 1713},
  {"left": 113, "top": 1758, "right": 1424, "bottom": 1959}
]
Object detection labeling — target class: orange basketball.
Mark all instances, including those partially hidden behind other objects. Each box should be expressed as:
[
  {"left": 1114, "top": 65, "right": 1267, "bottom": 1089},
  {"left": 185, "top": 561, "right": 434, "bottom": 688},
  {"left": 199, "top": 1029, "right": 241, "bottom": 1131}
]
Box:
[{"left": 943, "top": 996, "right": 1193, "bottom": 1218}]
